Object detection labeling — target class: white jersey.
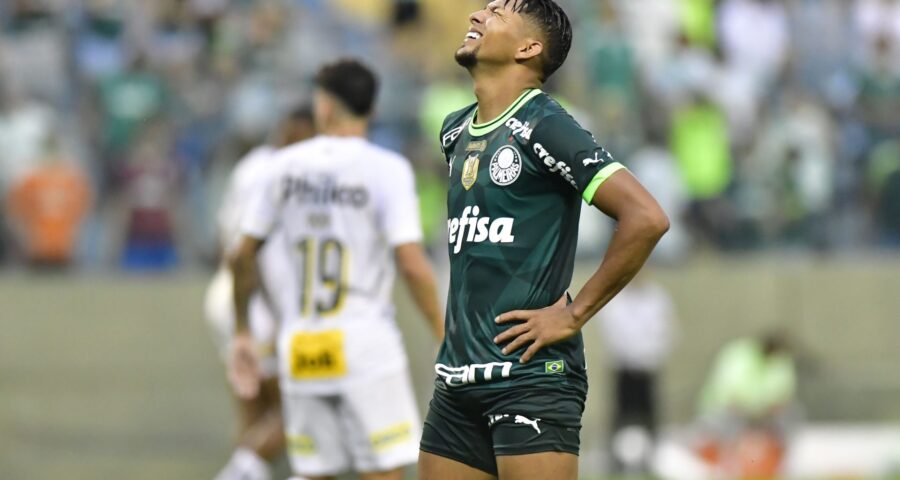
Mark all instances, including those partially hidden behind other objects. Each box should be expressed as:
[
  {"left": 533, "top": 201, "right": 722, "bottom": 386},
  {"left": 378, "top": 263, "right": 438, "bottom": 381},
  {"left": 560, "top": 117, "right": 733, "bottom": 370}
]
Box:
[{"left": 242, "top": 136, "right": 423, "bottom": 394}]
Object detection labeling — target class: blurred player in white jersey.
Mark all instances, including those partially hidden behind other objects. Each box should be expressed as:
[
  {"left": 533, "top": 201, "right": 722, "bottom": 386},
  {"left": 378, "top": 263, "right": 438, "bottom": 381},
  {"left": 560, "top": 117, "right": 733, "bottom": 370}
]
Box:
[
  {"left": 206, "top": 108, "right": 316, "bottom": 480},
  {"left": 230, "top": 59, "right": 444, "bottom": 480}
]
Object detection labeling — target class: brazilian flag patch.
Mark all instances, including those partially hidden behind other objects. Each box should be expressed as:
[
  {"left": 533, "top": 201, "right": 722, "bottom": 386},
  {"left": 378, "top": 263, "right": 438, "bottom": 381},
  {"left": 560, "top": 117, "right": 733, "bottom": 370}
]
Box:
[{"left": 544, "top": 360, "right": 565, "bottom": 374}]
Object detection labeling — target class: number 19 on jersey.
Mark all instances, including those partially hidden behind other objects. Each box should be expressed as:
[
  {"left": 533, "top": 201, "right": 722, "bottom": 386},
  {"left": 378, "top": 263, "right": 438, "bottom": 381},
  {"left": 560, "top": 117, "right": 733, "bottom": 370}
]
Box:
[{"left": 296, "top": 238, "right": 348, "bottom": 318}]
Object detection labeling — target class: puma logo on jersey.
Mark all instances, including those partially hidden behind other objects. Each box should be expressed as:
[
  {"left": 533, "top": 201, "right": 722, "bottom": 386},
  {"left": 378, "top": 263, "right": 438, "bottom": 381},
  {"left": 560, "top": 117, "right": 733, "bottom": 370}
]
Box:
[
  {"left": 533, "top": 143, "right": 577, "bottom": 189},
  {"left": 582, "top": 148, "right": 613, "bottom": 167},
  {"left": 447, "top": 206, "right": 515, "bottom": 254},
  {"left": 505, "top": 117, "right": 533, "bottom": 140},
  {"left": 514, "top": 415, "right": 542, "bottom": 434}
]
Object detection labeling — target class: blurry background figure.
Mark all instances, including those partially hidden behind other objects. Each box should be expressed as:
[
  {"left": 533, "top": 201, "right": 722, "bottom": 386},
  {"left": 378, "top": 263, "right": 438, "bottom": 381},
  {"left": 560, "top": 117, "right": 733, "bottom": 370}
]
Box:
[
  {"left": 696, "top": 331, "right": 797, "bottom": 479},
  {"left": 114, "top": 120, "right": 180, "bottom": 272},
  {"left": 598, "top": 273, "right": 677, "bottom": 476},
  {"left": 0, "top": 0, "right": 68, "bottom": 105},
  {"left": 96, "top": 54, "right": 168, "bottom": 189},
  {"left": 740, "top": 91, "right": 837, "bottom": 250},
  {"left": 207, "top": 106, "right": 316, "bottom": 480},
  {"left": 0, "top": 82, "right": 57, "bottom": 264},
  {"left": 5, "top": 137, "right": 91, "bottom": 269},
  {"left": 0, "top": 84, "right": 55, "bottom": 194},
  {"left": 867, "top": 140, "right": 900, "bottom": 246}
]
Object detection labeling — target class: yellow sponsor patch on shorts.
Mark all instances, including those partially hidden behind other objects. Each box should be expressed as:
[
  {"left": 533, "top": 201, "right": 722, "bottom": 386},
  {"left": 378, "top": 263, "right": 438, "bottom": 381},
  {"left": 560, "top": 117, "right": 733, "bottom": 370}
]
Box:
[
  {"left": 288, "top": 434, "right": 316, "bottom": 456},
  {"left": 289, "top": 329, "right": 347, "bottom": 380},
  {"left": 370, "top": 422, "right": 412, "bottom": 452}
]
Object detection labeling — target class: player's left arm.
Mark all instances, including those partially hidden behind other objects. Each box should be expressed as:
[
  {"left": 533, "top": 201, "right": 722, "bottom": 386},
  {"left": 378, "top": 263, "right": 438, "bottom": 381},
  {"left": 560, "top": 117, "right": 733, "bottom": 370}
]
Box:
[
  {"left": 567, "top": 170, "right": 670, "bottom": 325},
  {"left": 228, "top": 165, "right": 283, "bottom": 397},
  {"left": 495, "top": 114, "right": 669, "bottom": 363}
]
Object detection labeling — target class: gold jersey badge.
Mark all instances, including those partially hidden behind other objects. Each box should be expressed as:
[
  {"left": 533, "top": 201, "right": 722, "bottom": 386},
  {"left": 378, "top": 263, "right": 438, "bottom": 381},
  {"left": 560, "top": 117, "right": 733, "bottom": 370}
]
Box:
[{"left": 461, "top": 154, "right": 480, "bottom": 190}]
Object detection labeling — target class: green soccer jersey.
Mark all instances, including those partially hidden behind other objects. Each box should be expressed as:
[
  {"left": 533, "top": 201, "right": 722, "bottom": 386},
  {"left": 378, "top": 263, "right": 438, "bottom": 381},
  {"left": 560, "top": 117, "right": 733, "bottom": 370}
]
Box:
[{"left": 435, "top": 88, "right": 625, "bottom": 392}]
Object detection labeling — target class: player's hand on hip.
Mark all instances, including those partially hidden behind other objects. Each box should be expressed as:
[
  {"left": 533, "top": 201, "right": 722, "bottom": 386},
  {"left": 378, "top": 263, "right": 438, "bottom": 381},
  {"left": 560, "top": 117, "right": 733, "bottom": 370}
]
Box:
[
  {"left": 494, "top": 294, "right": 580, "bottom": 364},
  {"left": 227, "top": 331, "right": 262, "bottom": 399}
]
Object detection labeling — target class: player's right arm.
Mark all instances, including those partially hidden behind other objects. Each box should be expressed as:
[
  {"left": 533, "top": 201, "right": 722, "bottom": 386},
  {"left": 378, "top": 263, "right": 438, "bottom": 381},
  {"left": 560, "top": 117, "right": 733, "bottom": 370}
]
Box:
[{"left": 382, "top": 156, "right": 444, "bottom": 340}]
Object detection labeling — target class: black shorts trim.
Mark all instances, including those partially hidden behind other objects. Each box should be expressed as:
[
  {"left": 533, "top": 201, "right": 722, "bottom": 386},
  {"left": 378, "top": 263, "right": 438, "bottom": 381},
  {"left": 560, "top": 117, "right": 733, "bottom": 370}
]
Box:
[{"left": 493, "top": 443, "right": 580, "bottom": 457}]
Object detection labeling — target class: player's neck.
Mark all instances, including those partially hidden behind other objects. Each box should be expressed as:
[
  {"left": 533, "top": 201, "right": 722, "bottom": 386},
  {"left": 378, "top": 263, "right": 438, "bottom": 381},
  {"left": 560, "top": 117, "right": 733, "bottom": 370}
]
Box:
[
  {"left": 320, "top": 120, "right": 368, "bottom": 139},
  {"left": 471, "top": 68, "right": 541, "bottom": 124}
]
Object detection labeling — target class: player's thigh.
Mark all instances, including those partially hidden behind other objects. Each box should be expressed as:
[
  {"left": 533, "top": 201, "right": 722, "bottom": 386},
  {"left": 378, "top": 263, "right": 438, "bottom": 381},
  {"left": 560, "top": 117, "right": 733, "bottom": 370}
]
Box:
[
  {"left": 339, "top": 370, "right": 421, "bottom": 474},
  {"left": 282, "top": 391, "right": 350, "bottom": 477},
  {"left": 418, "top": 451, "right": 497, "bottom": 480},
  {"left": 419, "top": 386, "right": 498, "bottom": 477},
  {"left": 487, "top": 383, "right": 585, "bottom": 480},
  {"left": 495, "top": 452, "right": 577, "bottom": 480}
]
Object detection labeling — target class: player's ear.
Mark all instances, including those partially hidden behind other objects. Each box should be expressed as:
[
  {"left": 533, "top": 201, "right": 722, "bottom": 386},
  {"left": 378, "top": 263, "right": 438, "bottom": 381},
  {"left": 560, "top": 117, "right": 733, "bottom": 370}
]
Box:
[
  {"left": 313, "top": 89, "right": 333, "bottom": 127},
  {"left": 515, "top": 38, "right": 543, "bottom": 62}
]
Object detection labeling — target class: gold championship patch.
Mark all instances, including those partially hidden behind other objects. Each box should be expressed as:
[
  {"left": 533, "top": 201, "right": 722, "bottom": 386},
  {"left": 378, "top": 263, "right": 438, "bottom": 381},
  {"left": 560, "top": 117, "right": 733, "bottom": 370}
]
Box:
[{"left": 461, "top": 154, "right": 479, "bottom": 190}]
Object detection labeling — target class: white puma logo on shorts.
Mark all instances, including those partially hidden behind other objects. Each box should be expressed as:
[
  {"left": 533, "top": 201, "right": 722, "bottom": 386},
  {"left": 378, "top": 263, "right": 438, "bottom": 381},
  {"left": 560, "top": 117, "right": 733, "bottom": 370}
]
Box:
[
  {"left": 514, "top": 415, "right": 542, "bottom": 434},
  {"left": 487, "top": 414, "right": 543, "bottom": 434}
]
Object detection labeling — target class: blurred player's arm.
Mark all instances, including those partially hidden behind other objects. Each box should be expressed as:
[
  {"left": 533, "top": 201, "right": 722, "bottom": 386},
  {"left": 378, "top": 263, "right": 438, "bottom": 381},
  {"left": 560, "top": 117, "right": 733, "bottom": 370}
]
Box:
[
  {"left": 229, "top": 234, "right": 266, "bottom": 399},
  {"left": 229, "top": 163, "right": 282, "bottom": 399},
  {"left": 395, "top": 242, "right": 444, "bottom": 341},
  {"left": 231, "top": 235, "right": 265, "bottom": 333}
]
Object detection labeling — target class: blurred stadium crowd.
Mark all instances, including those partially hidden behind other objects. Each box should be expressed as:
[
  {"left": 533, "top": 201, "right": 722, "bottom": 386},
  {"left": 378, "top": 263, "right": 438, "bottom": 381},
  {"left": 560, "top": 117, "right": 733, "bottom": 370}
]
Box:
[{"left": 0, "top": 0, "right": 899, "bottom": 270}]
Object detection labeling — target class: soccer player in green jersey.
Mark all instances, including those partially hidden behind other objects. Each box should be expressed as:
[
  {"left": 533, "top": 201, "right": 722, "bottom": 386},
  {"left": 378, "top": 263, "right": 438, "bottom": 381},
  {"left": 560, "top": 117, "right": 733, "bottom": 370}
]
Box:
[{"left": 417, "top": 1, "right": 670, "bottom": 479}]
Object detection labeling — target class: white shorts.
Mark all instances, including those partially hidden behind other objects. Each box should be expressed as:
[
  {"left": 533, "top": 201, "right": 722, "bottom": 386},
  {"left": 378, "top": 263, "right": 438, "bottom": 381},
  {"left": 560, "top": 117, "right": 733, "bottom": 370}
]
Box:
[
  {"left": 282, "top": 369, "right": 421, "bottom": 477},
  {"left": 204, "top": 266, "right": 278, "bottom": 377}
]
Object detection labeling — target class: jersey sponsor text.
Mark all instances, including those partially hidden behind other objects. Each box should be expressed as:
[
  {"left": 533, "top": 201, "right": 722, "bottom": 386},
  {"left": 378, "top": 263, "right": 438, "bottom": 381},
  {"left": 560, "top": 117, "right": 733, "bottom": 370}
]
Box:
[
  {"left": 435, "top": 361, "right": 513, "bottom": 387},
  {"left": 281, "top": 176, "right": 369, "bottom": 208},
  {"left": 533, "top": 143, "right": 577, "bottom": 188},
  {"left": 447, "top": 206, "right": 515, "bottom": 254}
]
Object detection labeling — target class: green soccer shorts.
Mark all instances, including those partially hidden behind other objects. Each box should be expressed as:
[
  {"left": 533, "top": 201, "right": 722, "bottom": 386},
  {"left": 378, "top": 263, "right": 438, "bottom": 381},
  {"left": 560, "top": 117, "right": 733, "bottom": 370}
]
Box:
[{"left": 419, "top": 380, "right": 586, "bottom": 475}]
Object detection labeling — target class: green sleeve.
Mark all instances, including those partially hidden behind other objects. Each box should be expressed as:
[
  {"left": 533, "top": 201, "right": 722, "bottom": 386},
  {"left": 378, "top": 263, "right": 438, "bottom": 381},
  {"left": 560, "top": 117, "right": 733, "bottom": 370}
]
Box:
[{"left": 528, "top": 113, "right": 624, "bottom": 203}]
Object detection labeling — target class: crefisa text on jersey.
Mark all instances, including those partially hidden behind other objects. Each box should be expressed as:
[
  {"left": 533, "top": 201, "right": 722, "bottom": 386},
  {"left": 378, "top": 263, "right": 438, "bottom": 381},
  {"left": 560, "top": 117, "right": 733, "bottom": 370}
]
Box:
[
  {"left": 533, "top": 143, "right": 578, "bottom": 188},
  {"left": 280, "top": 175, "right": 369, "bottom": 208},
  {"left": 447, "top": 205, "right": 515, "bottom": 254}
]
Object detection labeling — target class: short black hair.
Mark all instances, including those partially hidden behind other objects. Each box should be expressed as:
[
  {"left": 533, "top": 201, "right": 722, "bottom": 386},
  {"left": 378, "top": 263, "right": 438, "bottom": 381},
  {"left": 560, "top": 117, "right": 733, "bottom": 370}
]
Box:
[
  {"left": 314, "top": 59, "right": 379, "bottom": 116},
  {"left": 507, "top": 0, "right": 573, "bottom": 81}
]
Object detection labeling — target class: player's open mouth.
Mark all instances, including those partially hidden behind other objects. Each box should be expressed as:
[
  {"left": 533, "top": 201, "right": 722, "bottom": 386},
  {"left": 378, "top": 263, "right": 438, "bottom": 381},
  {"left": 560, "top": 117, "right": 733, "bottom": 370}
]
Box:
[{"left": 464, "top": 30, "right": 483, "bottom": 42}]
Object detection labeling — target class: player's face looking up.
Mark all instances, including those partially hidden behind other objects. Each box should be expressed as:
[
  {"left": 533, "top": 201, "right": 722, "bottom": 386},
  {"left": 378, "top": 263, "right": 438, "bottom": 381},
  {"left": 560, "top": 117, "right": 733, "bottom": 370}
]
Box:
[
  {"left": 456, "top": 0, "right": 573, "bottom": 82},
  {"left": 455, "top": 0, "right": 544, "bottom": 74}
]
